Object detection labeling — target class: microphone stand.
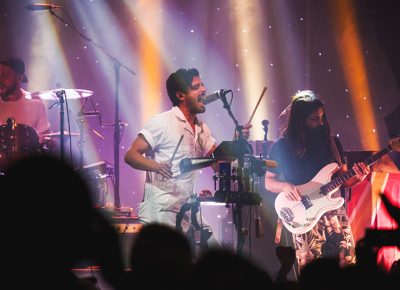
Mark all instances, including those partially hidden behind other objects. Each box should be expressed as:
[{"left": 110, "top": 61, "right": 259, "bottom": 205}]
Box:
[
  {"left": 219, "top": 92, "right": 253, "bottom": 157},
  {"left": 113, "top": 62, "right": 122, "bottom": 209},
  {"left": 76, "top": 113, "right": 85, "bottom": 170},
  {"left": 262, "top": 120, "right": 269, "bottom": 158},
  {"left": 219, "top": 92, "right": 253, "bottom": 256},
  {"left": 56, "top": 90, "right": 66, "bottom": 161},
  {"left": 48, "top": 8, "right": 136, "bottom": 209}
]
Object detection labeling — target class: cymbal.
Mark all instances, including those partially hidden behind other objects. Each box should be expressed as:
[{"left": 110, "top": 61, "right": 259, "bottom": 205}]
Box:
[
  {"left": 43, "top": 131, "right": 81, "bottom": 138},
  {"left": 30, "top": 89, "right": 93, "bottom": 100}
]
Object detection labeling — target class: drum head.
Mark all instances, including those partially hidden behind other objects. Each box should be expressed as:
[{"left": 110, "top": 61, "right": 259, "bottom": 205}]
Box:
[{"left": 0, "top": 124, "right": 40, "bottom": 171}]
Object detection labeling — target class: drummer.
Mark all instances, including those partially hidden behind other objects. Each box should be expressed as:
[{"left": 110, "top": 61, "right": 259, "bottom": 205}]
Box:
[{"left": 0, "top": 57, "right": 50, "bottom": 141}]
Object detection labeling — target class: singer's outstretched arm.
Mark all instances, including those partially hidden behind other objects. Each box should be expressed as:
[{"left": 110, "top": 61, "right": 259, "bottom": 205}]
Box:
[{"left": 124, "top": 134, "right": 173, "bottom": 179}]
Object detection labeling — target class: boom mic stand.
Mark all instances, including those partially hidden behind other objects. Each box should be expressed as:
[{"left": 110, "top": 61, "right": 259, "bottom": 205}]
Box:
[
  {"left": 47, "top": 8, "right": 136, "bottom": 209},
  {"left": 219, "top": 91, "right": 254, "bottom": 255}
]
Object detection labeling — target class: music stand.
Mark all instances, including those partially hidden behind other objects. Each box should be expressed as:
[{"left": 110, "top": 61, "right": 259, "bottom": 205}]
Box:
[{"left": 213, "top": 140, "right": 253, "bottom": 161}]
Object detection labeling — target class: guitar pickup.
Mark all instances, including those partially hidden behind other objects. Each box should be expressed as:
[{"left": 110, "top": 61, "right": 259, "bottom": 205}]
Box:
[{"left": 301, "top": 195, "right": 313, "bottom": 209}]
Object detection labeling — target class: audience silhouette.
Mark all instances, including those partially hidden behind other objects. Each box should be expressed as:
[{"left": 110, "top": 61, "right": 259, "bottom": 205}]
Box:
[
  {"left": 1, "top": 155, "right": 127, "bottom": 290},
  {"left": 127, "top": 223, "right": 193, "bottom": 288},
  {"left": 1, "top": 154, "right": 399, "bottom": 290},
  {"left": 274, "top": 246, "right": 300, "bottom": 289},
  {"left": 186, "top": 248, "right": 274, "bottom": 290}
]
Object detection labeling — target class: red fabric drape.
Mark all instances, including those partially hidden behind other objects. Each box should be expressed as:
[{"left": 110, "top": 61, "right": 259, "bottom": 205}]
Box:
[{"left": 347, "top": 172, "right": 400, "bottom": 271}]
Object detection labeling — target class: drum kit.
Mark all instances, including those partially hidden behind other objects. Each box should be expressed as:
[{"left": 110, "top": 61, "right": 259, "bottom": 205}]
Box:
[
  {"left": 0, "top": 87, "right": 115, "bottom": 207},
  {"left": 1, "top": 86, "right": 125, "bottom": 210},
  {"left": 0, "top": 88, "right": 95, "bottom": 171},
  {"left": 0, "top": 121, "right": 41, "bottom": 171}
]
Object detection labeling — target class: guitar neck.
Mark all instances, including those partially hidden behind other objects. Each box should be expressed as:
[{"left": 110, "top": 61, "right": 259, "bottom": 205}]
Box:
[{"left": 322, "top": 145, "right": 392, "bottom": 193}]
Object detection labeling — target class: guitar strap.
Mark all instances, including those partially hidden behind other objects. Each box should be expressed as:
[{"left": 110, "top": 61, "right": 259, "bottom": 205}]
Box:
[
  {"left": 330, "top": 136, "right": 347, "bottom": 202},
  {"left": 330, "top": 136, "right": 344, "bottom": 168}
]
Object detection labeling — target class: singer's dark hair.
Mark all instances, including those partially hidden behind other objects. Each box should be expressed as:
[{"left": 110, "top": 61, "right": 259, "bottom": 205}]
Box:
[{"left": 166, "top": 68, "right": 199, "bottom": 106}]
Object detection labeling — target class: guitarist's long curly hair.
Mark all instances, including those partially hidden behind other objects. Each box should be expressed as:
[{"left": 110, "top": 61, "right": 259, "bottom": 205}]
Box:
[{"left": 283, "top": 90, "right": 334, "bottom": 158}]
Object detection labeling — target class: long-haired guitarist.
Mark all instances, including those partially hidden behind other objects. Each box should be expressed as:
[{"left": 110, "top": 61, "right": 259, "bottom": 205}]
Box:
[{"left": 265, "top": 90, "right": 370, "bottom": 271}]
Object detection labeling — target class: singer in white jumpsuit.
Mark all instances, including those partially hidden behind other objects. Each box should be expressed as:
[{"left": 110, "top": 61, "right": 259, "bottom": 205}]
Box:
[
  {"left": 125, "top": 68, "right": 251, "bottom": 248},
  {"left": 137, "top": 106, "right": 216, "bottom": 230}
]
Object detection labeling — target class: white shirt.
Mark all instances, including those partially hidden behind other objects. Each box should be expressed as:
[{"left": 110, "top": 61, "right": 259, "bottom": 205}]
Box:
[
  {"left": 0, "top": 95, "right": 50, "bottom": 134},
  {"left": 138, "top": 106, "right": 216, "bottom": 225}
]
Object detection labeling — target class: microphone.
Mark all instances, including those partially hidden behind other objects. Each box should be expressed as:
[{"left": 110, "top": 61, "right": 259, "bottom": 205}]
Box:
[
  {"left": 25, "top": 3, "right": 62, "bottom": 11},
  {"left": 201, "top": 89, "right": 232, "bottom": 105}
]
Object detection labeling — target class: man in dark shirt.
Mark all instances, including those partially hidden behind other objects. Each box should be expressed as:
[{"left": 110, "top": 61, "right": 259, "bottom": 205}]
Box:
[{"left": 265, "top": 90, "right": 370, "bottom": 271}]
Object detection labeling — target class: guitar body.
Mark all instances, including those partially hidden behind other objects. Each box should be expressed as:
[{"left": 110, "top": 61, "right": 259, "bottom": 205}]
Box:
[
  {"left": 274, "top": 137, "right": 400, "bottom": 235},
  {"left": 274, "top": 163, "right": 344, "bottom": 235}
]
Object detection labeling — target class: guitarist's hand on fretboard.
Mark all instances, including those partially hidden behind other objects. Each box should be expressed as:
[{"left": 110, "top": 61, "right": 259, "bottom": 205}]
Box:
[
  {"left": 352, "top": 162, "right": 370, "bottom": 182},
  {"left": 344, "top": 162, "right": 370, "bottom": 188}
]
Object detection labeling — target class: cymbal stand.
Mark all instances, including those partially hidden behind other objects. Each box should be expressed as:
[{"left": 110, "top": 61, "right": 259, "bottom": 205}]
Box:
[
  {"left": 48, "top": 8, "right": 136, "bottom": 209},
  {"left": 113, "top": 62, "right": 122, "bottom": 209},
  {"left": 56, "top": 90, "right": 66, "bottom": 161},
  {"left": 76, "top": 115, "right": 85, "bottom": 170}
]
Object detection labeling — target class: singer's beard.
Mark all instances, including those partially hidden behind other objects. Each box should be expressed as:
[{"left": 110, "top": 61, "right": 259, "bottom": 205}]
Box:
[
  {"left": 192, "top": 107, "right": 206, "bottom": 115},
  {"left": 196, "top": 95, "right": 206, "bottom": 114},
  {"left": 197, "top": 105, "right": 206, "bottom": 114},
  {"left": 188, "top": 98, "right": 206, "bottom": 114}
]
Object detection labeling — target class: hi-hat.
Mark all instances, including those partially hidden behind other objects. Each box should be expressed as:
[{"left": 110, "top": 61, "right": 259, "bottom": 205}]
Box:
[
  {"left": 30, "top": 89, "right": 93, "bottom": 100},
  {"left": 43, "top": 131, "right": 81, "bottom": 138}
]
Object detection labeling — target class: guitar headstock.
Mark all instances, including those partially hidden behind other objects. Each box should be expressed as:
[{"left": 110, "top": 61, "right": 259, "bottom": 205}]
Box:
[{"left": 388, "top": 137, "right": 400, "bottom": 152}]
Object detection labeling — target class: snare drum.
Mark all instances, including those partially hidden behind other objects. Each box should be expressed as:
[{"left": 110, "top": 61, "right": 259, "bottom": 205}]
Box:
[{"left": 0, "top": 124, "right": 40, "bottom": 171}]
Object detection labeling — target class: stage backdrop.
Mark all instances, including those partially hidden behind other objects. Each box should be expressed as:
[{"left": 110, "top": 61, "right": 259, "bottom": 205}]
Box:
[{"left": 348, "top": 168, "right": 400, "bottom": 271}]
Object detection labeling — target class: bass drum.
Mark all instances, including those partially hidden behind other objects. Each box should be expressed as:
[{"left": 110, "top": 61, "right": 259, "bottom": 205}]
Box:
[{"left": 0, "top": 124, "right": 41, "bottom": 172}]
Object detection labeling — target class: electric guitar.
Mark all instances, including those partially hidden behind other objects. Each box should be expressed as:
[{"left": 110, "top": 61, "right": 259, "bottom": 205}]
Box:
[{"left": 274, "top": 137, "right": 400, "bottom": 235}]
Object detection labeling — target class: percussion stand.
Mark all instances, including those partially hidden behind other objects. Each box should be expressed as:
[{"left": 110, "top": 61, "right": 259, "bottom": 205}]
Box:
[
  {"left": 48, "top": 9, "right": 136, "bottom": 209},
  {"left": 218, "top": 92, "right": 253, "bottom": 256},
  {"left": 55, "top": 90, "right": 66, "bottom": 161},
  {"left": 76, "top": 114, "right": 85, "bottom": 170}
]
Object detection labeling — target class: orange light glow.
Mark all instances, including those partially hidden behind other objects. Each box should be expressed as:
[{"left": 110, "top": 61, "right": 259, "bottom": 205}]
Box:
[{"left": 329, "top": 0, "right": 380, "bottom": 150}]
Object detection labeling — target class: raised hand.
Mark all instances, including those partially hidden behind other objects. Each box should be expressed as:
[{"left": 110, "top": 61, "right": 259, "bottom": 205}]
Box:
[
  {"left": 234, "top": 123, "right": 253, "bottom": 140},
  {"left": 381, "top": 193, "right": 400, "bottom": 224}
]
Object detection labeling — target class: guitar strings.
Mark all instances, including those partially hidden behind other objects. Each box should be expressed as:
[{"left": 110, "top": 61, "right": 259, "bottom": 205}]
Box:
[{"left": 281, "top": 190, "right": 339, "bottom": 222}]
